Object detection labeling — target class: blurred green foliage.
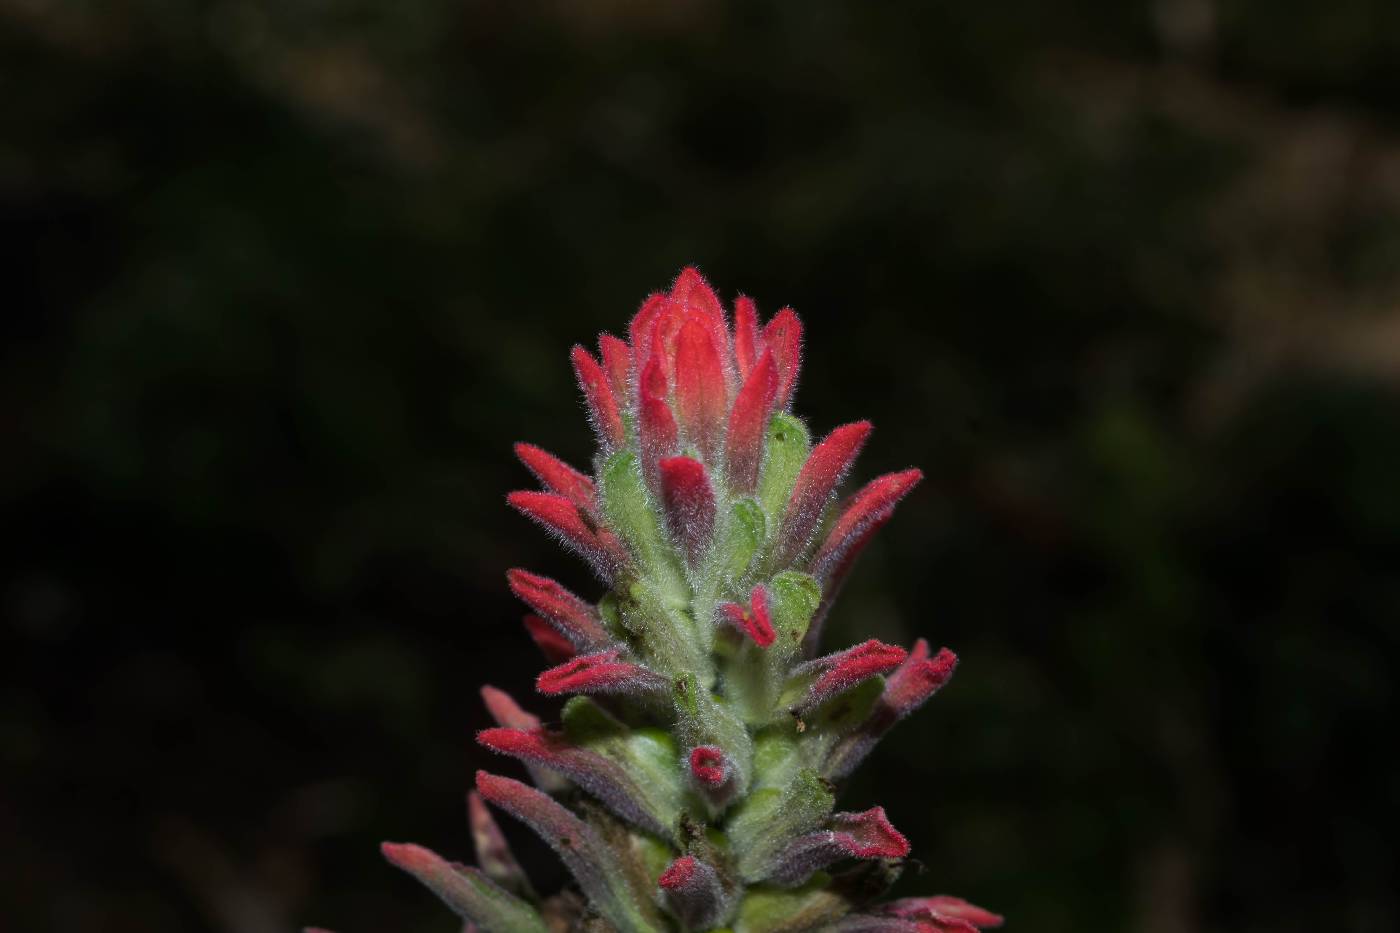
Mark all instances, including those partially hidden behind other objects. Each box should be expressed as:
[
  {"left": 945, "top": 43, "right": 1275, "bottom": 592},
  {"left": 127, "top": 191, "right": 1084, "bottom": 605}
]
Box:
[{"left": 2, "top": 2, "right": 1398, "bottom": 932}]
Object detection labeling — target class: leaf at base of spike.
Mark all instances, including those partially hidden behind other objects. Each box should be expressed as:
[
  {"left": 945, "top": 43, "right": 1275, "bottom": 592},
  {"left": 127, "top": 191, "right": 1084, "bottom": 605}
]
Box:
[
  {"left": 380, "top": 842, "right": 549, "bottom": 933},
  {"left": 474, "top": 772, "right": 658, "bottom": 932}
]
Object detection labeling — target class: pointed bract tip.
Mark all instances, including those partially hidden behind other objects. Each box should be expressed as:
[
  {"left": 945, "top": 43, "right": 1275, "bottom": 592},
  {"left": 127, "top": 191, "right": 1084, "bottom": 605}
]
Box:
[{"left": 833, "top": 806, "right": 911, "bottom": 859}]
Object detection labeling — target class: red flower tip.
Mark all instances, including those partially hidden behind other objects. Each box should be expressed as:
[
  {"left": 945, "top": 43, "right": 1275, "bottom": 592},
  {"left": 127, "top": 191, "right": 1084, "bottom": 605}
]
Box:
[
  {"left": 477, "top": 726, "right": 549, "bottom": 758},
  {"left": 831, "top": 806, "right": 911, "bottom": 859},
  {"left": 688, "top": 745, "right": 731, "bottom": 788},
  {"left": 884, "top": 645, "right": 958, "bottom": 716},
  {"left": 506, "top": 569, "right": 609, "bottom": 649},
  {"left": 598, "top": 333, "right": 631, "bottom": 399},
  {"left": 733, "top": 296, "right": 760, "bottom": 378},
  {"left": 778, "top": 420, "right": 874, "bottom": 564},
  {"left": 535, "top": 649, "right": 666, "bottom": 697},
  {"left": 480, "top": 685, "right": 541, "bottom": 731},
  {"left": 674, "top": 315, "right": 728, "bottom": 460},
  {"left": 380, "top": 841, "right": 435, "bottom": 872},
  {"left": 798, "top": 638, "right": 909, "bottom": 711},
  {"left": 718, "top": 584, "right": 775, "bottom": 647},
  {"left": 725, "top": 349, "right": 779, "bottom": 493},
  {"left": 629, "top": 292, "right": 669, "bottom": 369},
  {"left": 571, "top": 345, "right": 626, "bottom": 449},
  {"left": 763, "top": 306, "right": 803, "bottom": 407},
  {"left": 658, "top": 855, "right": 698, "bottom": 890},
  {"left": 812, "top": 468, "right": 923, "bottom": 579},
  {"left": 521, "top": 614, "right": 577, "bottom": 664},
  {"left": 513, "top": 443, "right": 596, "bottom": 514},
  {"left": 659, "top": 456, "right": 717, "bottom": 566}
]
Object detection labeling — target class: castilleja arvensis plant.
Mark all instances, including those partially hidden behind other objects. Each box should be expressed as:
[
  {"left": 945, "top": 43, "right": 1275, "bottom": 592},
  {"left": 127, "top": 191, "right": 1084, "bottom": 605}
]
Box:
[{"left": 380, "top": 269, "right": 1003, "bottom": 933}]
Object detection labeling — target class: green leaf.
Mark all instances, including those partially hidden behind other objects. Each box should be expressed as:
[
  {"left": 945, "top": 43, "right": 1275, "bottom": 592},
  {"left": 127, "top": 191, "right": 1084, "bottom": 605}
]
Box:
[
  {"left": 757, "top": 414, "right": 811, "bottom": 535},
  {"left": 727, "top": 768, "right": 835, "bottom": 881},
  {"left": 733, "top": 874, "right": 851, "bottom": 932}
]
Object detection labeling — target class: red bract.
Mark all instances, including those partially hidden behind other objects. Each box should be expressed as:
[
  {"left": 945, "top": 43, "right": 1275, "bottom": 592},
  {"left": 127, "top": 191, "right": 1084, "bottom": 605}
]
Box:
[
  {"left": 659, "top": 456, "right": 717, "bottom": 567},
  {"left": 812, "top": 468, "right": 923, "bottom": 579},
  {"left": 535, "top": 649, "right": 667, "bottom": 698},
  {"left": 725, "top": 350, "right": 779, "bottom": 493},
  {"left": 506, "top": 491, "right": 628, "bottom": 578},
  {"left": 520, "top": 614, "right": 576, "bottom": 664},
  {"left": 506, "top": 569, "right": 610, "bottom": 649},
  {"left": 570, "top": 345, "right": 625, "bottom": 450},
  {"left": 477, "top": 727, "right": 669, "bottom": 836},
  {"left": 733, "top": 296, "right": 760, "bottom": 378},
  {"left": 674, "top": 316, "right": 728, "bottom": 461},
  {"left": 718, "top": 584, "right": 775, "bottom": 648},
  {"left": 514, "top": 443, "right": 597, "bottom": 515},
  {"left": 638, "top": 355, "right": 679, "bottom": 488},
  {"left": 763, "top": 307, "right": 803, "bottom": 408},
  {"left": 882, "top": 896, "right": 1005, "bottom": 930},
  {"left": 884, "top": 640, "right": 958, "bottom": 715},
  {"left": 598, "top": 333, "right": 631, "bottom": 399},
  {"left": 777, "top": 421, "right": 873, "bottom": 565},
  {"left": 765, "top": 807, "right": 911, "bottom": 886},
  {"left": 794, "top": 639, "right": 908, "bottom": 712},
  {"left": 480, "top": 685, "right": 541, "bottom": 731}
]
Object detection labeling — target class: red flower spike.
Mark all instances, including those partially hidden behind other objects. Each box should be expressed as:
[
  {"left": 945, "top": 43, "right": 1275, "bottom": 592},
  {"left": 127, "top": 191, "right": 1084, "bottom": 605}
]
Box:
[
  {"left": 506, "top": 491, "right": 626, "bottom": 578},
  {"left": 467, "top": 790, "right": 533, "bottom": 897},
  {"left": 598, "top": 333, "right": 631, "bottom": 400},
  {"left": 535, "top": 649, "right": 668, "bottom": 698},
  {"left": 480, "top": 685, "right": 542, "bottom": 732},
  {"left": 795, "top": 639, "right": 908, "bottom": 712},
  {"left": 765, "top": 806, "right": 911, "bottom": 887},
  {"left": 657, "top": 855, "right": 727, "bottom": 930},
  {"left": 688, "top": 745, "right": 731, "bottom": 788},
  {"left": 777, "top": 420, "right": 873, "bottom": 565},
  {"left": 674, "top": 316, "right": 728, "bottom": 460},
  {"left": 521, "top": 614, "right": 577, "bottom": 664},
  {"left": 733, "top": 295, "right": 760, "bottom": 379},
  {"left": 474, "top": 771, "right": 639, "bottom": 930},
  {"left": 506, "top": 569, "right": 610, "bottom": 650},
  {"left": 638, "top": 355, "right": 679, "bottom": 489},
  {"left": 718, "top": 584, "right": 775, "bottom": 648},
  {"left": 725, "top": 350, "right": 779, "bottom": 494},
  {"left": 477, "top": 727, "right": 669, "bottom": 836},
  {"left": 659, "top": 456, "right": 717, "bottom": 567},
  {"left": 763, "top": 306, "right": 803, "bottom": 408},
  {"left": 883, "top": 897, "right": 1005, "bottom": 930},
  {"left": 570, "top": 346, "right": 625, "bottom": 449},
  {"left": 811, "top": 469, "right": 923, "bottom": 579},
  {"left": 514, "top": 443, "right": 597, "bottom": 515}
]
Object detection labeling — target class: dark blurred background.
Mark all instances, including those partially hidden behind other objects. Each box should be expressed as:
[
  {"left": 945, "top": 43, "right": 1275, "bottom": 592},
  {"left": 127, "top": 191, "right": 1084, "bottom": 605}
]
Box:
[{"left": 4, "top": 2, "right": 1399, "bottom": 931}]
